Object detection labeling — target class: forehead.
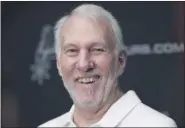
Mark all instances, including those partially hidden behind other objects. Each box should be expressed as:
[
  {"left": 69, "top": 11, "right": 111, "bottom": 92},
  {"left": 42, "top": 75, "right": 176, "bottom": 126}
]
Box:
[{"left": 61, "top": 14, "right": 115, "bottom": 47}]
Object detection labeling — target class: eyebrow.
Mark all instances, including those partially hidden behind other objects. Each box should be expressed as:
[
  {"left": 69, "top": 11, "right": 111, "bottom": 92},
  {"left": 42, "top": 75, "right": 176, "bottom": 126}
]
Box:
[
  {"left": 62, "top": 41, "right": 109, "bottom": 52},
  {"left": 90, "top": 42, "right": 106, "bottom": 47},
  {"left": 62, "top": 43, "right": 78, "bottom": 49}
]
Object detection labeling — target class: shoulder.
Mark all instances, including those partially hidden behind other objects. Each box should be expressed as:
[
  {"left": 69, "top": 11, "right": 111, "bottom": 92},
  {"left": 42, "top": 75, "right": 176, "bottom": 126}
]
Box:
[
  {"left": 38, "top": 112, "right": 69, "bottom": 127},
  {"left": 124, "top": 103, "right": 177, "bottom": 127}
]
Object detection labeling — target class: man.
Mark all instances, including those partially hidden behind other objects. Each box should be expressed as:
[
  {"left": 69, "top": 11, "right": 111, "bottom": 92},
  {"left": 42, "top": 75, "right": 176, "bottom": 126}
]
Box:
[{"left": 39, "top": 4, "right": 177, "bottom": 127}]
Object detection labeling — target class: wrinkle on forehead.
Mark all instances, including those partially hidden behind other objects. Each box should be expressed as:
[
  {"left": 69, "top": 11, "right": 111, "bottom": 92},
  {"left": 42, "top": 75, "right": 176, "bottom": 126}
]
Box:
[{"left": 60, "top": 14, "right": 116, "bottom": 51}]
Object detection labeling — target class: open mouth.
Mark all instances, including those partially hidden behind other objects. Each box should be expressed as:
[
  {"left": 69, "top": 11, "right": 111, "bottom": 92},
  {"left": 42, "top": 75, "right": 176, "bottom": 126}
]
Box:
[{"left": 75, "top": 75, "right": 100, "bottom": 84}]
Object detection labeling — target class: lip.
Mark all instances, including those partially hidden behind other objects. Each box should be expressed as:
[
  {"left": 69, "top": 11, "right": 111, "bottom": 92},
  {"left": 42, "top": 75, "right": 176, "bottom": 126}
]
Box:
[{"left": 74, "top": 75, "right": 101, "bottom": 84}]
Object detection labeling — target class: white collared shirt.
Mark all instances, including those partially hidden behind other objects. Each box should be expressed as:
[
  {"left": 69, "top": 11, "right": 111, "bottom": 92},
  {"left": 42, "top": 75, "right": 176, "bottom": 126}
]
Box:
[{"left": 39, "top": 90, "right": 177, "bottom": 127}]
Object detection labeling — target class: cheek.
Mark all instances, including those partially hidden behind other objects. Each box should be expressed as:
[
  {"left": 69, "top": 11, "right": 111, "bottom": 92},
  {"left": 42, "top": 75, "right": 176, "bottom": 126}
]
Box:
[
  {"left": 94, "top": 54, "right": 115, "bottom": 74},
  {"left": 59, "top": 56, "right": 76, "bottom": 79}
]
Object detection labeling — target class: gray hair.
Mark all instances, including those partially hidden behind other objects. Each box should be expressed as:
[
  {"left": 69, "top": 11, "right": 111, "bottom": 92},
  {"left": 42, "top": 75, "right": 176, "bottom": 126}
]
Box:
[{"left": 54, "top": 4, "right": 125, "bottom": 58}]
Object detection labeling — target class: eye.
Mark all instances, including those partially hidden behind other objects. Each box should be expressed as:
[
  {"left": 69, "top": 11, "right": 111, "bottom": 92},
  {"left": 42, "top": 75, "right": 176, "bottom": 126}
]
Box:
[
  {"left": 68, "top": 49, "right": 77, "bottom": 52},
  {"left": 91, "top": 48, "right": 105, "bottom": 52},
  {"left": 65, "top": 48, "right": 78, "bottom": 56}
]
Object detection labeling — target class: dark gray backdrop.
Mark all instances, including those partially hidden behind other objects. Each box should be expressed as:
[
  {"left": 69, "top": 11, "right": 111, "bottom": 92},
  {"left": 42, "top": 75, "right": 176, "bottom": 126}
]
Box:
[{"left": 2, "top": 1, "right": 184, "bottom": 127}]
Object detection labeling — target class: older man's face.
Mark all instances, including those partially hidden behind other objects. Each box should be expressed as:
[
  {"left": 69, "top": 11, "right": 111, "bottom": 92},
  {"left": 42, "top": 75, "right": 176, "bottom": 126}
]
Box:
[{"left": 57, "top": 15, "right": 122, "bottom": 108}]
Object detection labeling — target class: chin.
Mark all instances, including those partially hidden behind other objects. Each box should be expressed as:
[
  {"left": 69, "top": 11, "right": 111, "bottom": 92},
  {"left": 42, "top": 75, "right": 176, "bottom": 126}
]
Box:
[
  {"left": 74, "top": 96, "right": 102, "bottom": 108},
  {"left": 76, "top": 101, "right": 99, "bottom": 109}
]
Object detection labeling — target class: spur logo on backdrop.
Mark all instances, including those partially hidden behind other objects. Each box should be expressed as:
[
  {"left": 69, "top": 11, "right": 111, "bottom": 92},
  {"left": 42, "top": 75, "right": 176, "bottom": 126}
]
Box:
[
  {"left": 30, "top": 24, "right": 55, "bottom": 85},
  {"left": 30, "top": 24, "right": 184, "bottom": 85}
]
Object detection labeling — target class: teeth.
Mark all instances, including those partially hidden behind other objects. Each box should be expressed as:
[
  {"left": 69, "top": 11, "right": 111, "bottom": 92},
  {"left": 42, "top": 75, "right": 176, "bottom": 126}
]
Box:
[
  {"left": 77, "top": 76, "right": 99, "bottom": 84},
  {"left": 90, "top": 78, "right": 93, "bottom": 82},
  {"left": 83, "top": 78, "right": 87, "bottom": 83}
]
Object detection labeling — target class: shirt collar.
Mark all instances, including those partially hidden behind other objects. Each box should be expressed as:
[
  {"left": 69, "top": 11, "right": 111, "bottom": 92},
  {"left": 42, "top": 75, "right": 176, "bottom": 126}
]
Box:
[
  {"left": 65, "top": 90, "right": 141, "bottom": 127},
  {"left": 64, "top": 105, "right": 76, "bottom": 127},
  {"left": 95, "top": 90, "right": 141, "bottom": 127}
]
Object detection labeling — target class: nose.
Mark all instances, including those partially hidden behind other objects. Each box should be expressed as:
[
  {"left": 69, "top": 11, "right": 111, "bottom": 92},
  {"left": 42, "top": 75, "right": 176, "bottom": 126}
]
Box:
[{"left": 76, "top": 50, "right": 94, "bottom": 72}]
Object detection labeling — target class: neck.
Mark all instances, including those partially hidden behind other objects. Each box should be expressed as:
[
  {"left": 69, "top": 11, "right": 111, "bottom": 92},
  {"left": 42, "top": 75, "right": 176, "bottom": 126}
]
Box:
[{"left": 73, "top": 87, "right": 123, "bottom": 127}]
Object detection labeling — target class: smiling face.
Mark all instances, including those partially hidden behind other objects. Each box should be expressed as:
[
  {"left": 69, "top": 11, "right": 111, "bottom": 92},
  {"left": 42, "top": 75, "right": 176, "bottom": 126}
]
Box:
[{"left": 57, "top": 14, "right": 124, "bottom": 109}]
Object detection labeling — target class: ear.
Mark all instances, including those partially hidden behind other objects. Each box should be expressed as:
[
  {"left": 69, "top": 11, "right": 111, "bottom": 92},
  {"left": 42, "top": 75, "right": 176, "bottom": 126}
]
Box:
[
  {"left": 118, "top": 50, "right": 127, "bottom": 76},
  {"left": 56, "top": 56, "right": 63, "bottom": 77}
]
